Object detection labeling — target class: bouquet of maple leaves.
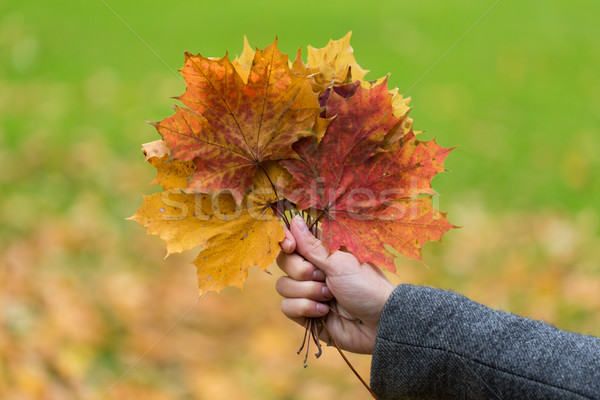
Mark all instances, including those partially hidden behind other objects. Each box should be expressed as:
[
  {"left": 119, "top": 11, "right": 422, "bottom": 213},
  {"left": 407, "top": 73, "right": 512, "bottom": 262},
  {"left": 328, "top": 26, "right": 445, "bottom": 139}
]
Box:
[{"left": 130, "top": 33, "right": 454, "bottom": 394}]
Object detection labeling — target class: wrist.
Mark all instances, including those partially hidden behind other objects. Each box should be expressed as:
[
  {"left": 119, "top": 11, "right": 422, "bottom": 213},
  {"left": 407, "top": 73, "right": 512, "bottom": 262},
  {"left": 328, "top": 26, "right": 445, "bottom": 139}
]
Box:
[{"left": 377, "top": 280, "right": 396, "bottom": 315}]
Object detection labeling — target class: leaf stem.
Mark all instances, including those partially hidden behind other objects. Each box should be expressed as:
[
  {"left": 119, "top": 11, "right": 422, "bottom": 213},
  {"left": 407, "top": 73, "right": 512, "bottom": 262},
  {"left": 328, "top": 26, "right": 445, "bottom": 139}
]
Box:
[
  {"left": 311, "top": 319, "right": 323, "bottom": 358},
  {"left": 303, "top": 327, "right": 311, "bottom": 368},
  {"left": 320, "top": 318, "right": 379, "bottom": 400},
  {"left": 309, "top": 210, "right": 326, "bottom": 232},
  {"left": 272, "top": 202, "right": 290, "bottom": 228},
  {"left": 297, "top": 319, "right": 310, "bottom": 355},
  {"left": 257, "top": 163, "right": 279, "bottom": 199},
  {"left": 257, "top": 163, "right": 290, "bottom": 227},
  {"left": 284, "top": 197, "right": 375, "bottom": 398}
]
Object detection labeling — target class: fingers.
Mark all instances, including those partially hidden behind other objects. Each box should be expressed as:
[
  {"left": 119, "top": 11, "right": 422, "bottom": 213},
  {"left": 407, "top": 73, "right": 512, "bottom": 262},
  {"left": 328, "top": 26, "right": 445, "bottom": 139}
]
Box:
[
  {"left": 276, "top": 276, "right": 333, "bottom": 302},
  {"left": 289, "top": 215, "right": 332, "bottom": 273},
  {"left": 277, "top": 216, "right": 338, "bottom": 326},
  {"left": 279, "top": 226, "right": 296, "bottom": 253},
  {"left": 276, "top": 254, "right": 333, "bottom": 324},
  {"left": 280, "top": 298, "right": 329, "bottom": 323},
  {"left": 276, "top": 252, "right": 326, "bottom": 282}
]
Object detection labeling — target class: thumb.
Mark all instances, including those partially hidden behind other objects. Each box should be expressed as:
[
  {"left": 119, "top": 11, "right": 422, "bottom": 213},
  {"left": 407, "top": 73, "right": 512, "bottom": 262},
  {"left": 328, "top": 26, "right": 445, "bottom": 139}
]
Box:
[
  {"left": 289, "top": 215, "right": 331, "bottom": 273},
  {"left": 279, "top": 226, "right": 296, "bottom": 253}
]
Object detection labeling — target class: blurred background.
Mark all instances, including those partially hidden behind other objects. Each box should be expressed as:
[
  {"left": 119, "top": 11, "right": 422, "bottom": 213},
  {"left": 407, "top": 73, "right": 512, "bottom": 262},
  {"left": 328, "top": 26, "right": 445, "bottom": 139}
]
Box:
[{"left": 1, "top": 1, "right": 599, "bottom": 399}]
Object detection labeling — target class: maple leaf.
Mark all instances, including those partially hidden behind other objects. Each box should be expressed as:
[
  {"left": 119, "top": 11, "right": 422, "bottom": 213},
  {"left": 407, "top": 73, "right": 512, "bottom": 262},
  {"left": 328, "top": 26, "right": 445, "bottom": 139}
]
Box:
[
  {"left": 129, "top": 164, "right": 284, "bottom": 295},
  {"left": 154, "top": 39, "right": 320, "bottom": 202},
  {"left": 290, "top": 48, "right": 312, "bottom": 77},
  {"left": 281, "top": 81, "right": 453, "bottom": 271},
  {"left": 360, "top": 80, "right": 415, "bottom": 150},
  {"left": 381, "top": 88, "right": 415, "bottom": 147},
  {"left": 306, "top": 32, "right": 369, "bottom": 86},
  {"left": 141, "top": 140, "right": 195, "bottom": 190},
  {"left": 231, "top": 36, "right": 255, "bottom": 83},
  {"left": 129, "top": 191, "right": 216, "bottom": 256},
  {"left": 193, "top": 166, "right": 285, "bottom": 294}
]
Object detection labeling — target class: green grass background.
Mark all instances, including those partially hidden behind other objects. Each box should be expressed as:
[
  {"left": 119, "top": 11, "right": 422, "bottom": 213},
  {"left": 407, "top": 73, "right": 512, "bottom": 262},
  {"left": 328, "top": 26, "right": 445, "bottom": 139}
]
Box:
[{"left": 1, "top": 1, "right": 599, "bottom": 399}]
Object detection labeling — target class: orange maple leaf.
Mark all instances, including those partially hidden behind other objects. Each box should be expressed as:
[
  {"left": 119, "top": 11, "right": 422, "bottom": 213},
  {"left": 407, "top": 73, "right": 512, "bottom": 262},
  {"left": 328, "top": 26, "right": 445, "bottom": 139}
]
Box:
[{"left": 154, "top": 39, "right": 320, "bottom": 202}]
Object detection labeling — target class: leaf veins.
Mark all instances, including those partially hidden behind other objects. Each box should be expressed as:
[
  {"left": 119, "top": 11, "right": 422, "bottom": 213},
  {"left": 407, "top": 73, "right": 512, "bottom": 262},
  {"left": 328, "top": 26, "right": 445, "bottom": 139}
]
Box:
[
  {"left": 129, "top": 166, "right": 284, "bottom": 295},
  {"left": 155, "top": 39, "right": 320, "bottom": 202},
  {"left": 281, "top": 81, "right": 454, "bottom": 271}
]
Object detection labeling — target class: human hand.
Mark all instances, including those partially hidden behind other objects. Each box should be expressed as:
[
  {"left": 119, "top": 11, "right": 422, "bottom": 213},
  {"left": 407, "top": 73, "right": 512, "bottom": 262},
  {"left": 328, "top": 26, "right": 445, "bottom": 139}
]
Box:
[{"left": 276, "top": 215, "right": 396, "bottom": 354}]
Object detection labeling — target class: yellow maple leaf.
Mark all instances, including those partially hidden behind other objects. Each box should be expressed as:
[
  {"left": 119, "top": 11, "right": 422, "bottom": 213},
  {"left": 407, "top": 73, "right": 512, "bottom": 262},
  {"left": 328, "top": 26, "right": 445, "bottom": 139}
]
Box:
[
  {"left": 129, "top": 165, "right": 285, "bottom": 295},
  {"left": 380, "top": 87, "right": 415, "bottom": 149},
  {"left": 128, "top": 191, "right": 218, "bottom": 255},
  {"left": 192, "top": 195, "right": 284, "bottom": 294},
  {"left": 306, "top": 32, "right": 369, "bottom": 86},
  {"left": 231, "top": 36, "right": 255, "bottom": 83},
  {"left": 141, "top": 140, "right": 195, "bottom": 190}
]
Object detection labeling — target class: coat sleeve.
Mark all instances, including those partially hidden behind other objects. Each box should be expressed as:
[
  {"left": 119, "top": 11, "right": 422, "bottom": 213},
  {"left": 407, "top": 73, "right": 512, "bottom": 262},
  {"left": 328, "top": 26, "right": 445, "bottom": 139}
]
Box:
[{"left": 370, "top": 284, "right": 600, "bottom": 400}]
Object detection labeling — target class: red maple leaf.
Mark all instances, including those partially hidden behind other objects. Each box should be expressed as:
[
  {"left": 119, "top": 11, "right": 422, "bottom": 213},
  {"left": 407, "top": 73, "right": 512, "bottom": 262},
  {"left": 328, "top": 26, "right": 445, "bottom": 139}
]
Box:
[
  {"left": 281, "top": 81, "right": 454, "bottom": 271},
  {"left": 154, "top": 39, "right": 320, "bottom": 202}
]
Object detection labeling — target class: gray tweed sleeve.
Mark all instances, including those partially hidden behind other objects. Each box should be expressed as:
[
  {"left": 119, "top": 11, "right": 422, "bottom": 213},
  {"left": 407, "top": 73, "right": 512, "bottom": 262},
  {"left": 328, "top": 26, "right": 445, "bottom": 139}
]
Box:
[{"left": 370, "top": 284, "right": 600, "bottom": 400}]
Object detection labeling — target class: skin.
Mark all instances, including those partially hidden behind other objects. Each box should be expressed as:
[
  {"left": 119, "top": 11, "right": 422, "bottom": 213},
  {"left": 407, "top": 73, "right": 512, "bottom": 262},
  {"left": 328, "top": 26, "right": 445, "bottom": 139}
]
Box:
[{"left": 276, "top": 215, "right": 396, "bottom": 354}]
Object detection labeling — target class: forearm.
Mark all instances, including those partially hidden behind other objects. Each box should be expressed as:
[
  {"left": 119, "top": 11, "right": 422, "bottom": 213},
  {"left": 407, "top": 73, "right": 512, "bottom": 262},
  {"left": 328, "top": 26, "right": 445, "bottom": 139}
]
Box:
[{"left": 371, "top": 285, "right": 600, "bottom": 400}]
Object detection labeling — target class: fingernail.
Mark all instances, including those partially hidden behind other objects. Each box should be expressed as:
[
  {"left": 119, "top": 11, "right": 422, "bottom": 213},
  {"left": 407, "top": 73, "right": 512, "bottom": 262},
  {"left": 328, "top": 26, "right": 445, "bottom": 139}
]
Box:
[
  {"left": 322, "top": 286, "right": 332, "bottom": 299},
  {"left": 313, "top": 269, "right": 326, "bottom": 281},
  {"left": 317, "top": 303, "right": 329, "bottom": 314},
  {"left": 293, "top": 215, "right": 308, "bottom": 232},
  {"left": 281, "top": 238, "right": 291, "bottom": 251}
]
